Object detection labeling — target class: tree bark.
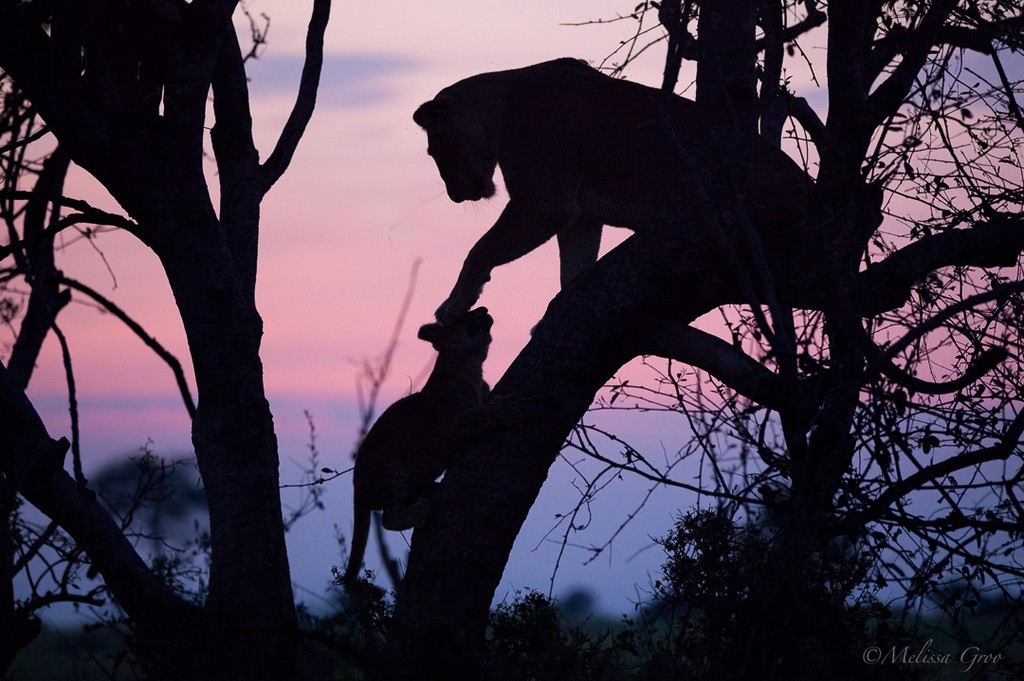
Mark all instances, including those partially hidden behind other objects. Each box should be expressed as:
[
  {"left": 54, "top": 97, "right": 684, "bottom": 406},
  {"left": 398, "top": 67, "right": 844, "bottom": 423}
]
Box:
[
  {"left": 383, "top": 2, "right": 1024, "bottom": 675},
  {"left": 0, "top": 1, "right": 334, "bottom": 676},
  {"left": 387, "top": 222, "right": 732, "bottom": 677}
]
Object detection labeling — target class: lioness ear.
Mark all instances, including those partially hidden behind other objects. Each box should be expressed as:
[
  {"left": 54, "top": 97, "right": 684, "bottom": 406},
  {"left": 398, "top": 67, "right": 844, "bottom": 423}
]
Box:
[{"left": 413, "top": 97, "right": 451, "bottom": 129}]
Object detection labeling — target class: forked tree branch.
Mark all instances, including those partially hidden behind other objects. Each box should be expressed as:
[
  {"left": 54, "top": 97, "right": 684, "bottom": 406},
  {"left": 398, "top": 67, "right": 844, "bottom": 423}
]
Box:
[
  {"left": 259, "top": 0, "right": 331, "bottom": 193},
  {"left": 0, "top": 361, "right": 195, "bottom": 626},
  {"left": 0, "top": 126, "right": 51, "bottom": 156},
  {"left": 855, "top": 407, "right": 1024, "bottom": 524},
  {"left": 876, "top": 345, "right": 1008, "bottom": 395},
  {"left": 757, "top": 0, "right": 826, "bottom": 48},
  {"left": 866, "top": 0, "right": 959, "bottom": 127},
  {"left": 58, "top": 276, "right": 197, "bottom": 420},
  {"left": 6, "top": 149, "right": 71, "bottom": 387},
  {"left": 853, "top": 216, "right": 1024, "bottom": 315},
  {"left": 0, "top": 191, "right": 138, "bottom": 263},
  {"left": 643, "top": 321, "right": 795, "bottom": 411},
  {"left": 878, "top": 281, "right": 1024, "bottom": 367}
]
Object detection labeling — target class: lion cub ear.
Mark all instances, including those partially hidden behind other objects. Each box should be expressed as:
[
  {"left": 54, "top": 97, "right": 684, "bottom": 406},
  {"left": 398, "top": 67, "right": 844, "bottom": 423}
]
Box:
[
  {"left": 413, "top": 97, "right": 451, "bottom": 129},
  {"left": 418, "top": 322, "right": 443, "bottom": 344}
]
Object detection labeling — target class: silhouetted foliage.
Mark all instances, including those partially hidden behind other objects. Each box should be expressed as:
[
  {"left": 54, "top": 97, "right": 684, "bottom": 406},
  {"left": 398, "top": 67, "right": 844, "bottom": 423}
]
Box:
[
  {"left": 377, "top": 0, "right": 1024, "bottom": 677},
  {"left": 0, "top": 1, "right": 331, "bottom": 678},
  {"left": 638, "top": 508, "right": 916, "bottom": 680},
  {"left": 2, "top": 1, "right": 1023, "bottom": 679}
]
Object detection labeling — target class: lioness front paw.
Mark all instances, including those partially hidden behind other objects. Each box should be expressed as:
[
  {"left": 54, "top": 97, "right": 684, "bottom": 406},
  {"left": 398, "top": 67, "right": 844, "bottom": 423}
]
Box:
[
  {"left": 435, "top": 291, "right": 479, "bottom": 325},
  {"left": 434, "top": 298, "right": 464, "bottom": 325}
]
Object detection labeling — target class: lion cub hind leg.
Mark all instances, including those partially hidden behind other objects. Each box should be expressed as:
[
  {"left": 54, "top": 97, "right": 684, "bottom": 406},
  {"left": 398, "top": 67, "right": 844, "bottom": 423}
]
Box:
[{"left": 382, "top": 493, "right": 436, "bottom": 532}]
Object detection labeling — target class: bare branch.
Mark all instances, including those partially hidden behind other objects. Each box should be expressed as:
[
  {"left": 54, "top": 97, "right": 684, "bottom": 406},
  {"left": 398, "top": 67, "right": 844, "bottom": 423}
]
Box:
[
  {"left": 352, "top": 259, "right": 421, "bottom": 453},
  {"left": 259, "top": 0, "right": 331, "bottom": 194},
  {"left": 867, "top": 0, "right": 959, "bottom": 127},
  {"left": 0, "top": 213, "right": 122, "bottom": 263},
  {"left": 854, "top": 216, "right": 1024, "bottom": 315},
  {"left": 770, "top": 0, "right": 827, "bottom": 44},
  {"left": 878, "top": 346, "right": 1008, "bottom": 395},
  {"left": 990, "top": 48, "right": 1024, "bottom": 131},
  {"left": 48, "top": 322, "right": 84, "bottom": 485},
  {"left": 856, "top": 408, "right": 1024, "bottom": 523},
  {"left": 0, "top": 360, "right": 194, "bottom": 625},
  {"left": 564, "top": 425, "right": 749, "bottom": 501},
  {"left": 57, "top": 275, "right": 196, "bottom": 420},
  {"left": 658, "top": 0, "right": 692, "bottom": 93},
  {"left": 880, "top": 281, "right": 1024, "bottom": 366},
  {"left": 0, "top": 126, "right": 51, "bottom": 156},
  {"left": 11, "top": 520, "right": 58, "bottom": 574},
  {"left": 780, "top": 91, "right": 827, "bottom": 149},
  {"left": 6, "top": 149, "right": 71, "bottom": 387},
  {"left": 0, "top": 191, "right": 138, "bottom": 264},
  {"left": 643, "top": 321, "right": 790, "bottom": 410}
]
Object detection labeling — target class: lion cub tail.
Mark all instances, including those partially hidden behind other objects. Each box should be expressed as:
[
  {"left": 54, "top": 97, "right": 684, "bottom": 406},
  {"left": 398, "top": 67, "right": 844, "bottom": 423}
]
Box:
[{"left": 343, "top": 494, "right": 372, "bottom": 587}]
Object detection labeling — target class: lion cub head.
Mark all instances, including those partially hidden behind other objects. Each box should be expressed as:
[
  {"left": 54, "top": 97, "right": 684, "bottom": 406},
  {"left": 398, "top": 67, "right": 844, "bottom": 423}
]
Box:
[
  {"left": 416, "top": 306, "right": 493, "bottom": 360},
  {"left": 413, "top": 96, "right": 498, "bottom": 203}
]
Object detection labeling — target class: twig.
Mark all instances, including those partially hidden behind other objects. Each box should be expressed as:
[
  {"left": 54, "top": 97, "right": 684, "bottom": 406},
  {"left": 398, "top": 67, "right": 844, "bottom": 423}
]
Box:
[
  {"left": 352, "top": 258, "right": 421, "bottom": 453},
  {"left": 58, "top": 275, "right": 196, "bottom": 420},
  {"left": 49, "top": 322, "right": 84, "bottom": 486},
  {"left": 260, "top": 0, "right": 331, "bottom": 193}
]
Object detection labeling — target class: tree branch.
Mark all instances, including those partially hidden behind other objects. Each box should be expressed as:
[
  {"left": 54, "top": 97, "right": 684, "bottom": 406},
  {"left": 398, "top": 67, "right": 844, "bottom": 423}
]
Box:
[
  {"left": 0, "top": 360, "right": 194, "bottom": 625},
  {"left": 643, "top": 320, "right": 792, "bottom": 410},
  {"left": 759, "top": 0, "right": 826, "bottom": 47},
  {"left": 877, "top": 346, "right": 1008, "bottom": 395},
  {"left": 658, "top": 0, "right": 690, "bottom": 93},
  {"left": 878, "top": 281, "right": 1024, "bottom": 368},
  {"left": 6, "top": 150, "right": 72, "bottom": 387},
  {"left": 259, "top": 0, "right": 330, "bottom": 194},
  {"left": 866, "top": 0, "right": 959, "bottom": 128},
  {"left": 0, "top": 125, "right": 51, "bottom": 156},
  {"left": 854, "top": 216, "right": 1024, "bottom": 315},
  {"left": 210, "top": 19, "right": 262, "bottom": 287},
  {"left": 780, "top": 91, "right": 828, "bottom": 149},
  {"left": 856, "top": 407, "right": 1024, "bottom": 524},
  {"left": 990, "top": 47, "right": 1024, "bottom": 131},
  {"left": 48, "top": 322, "right": 84, "bottom": 485},
  {"left": 57, "top": 276, "right": 196, "bottom": 420},
  {"left": 0, "top": 191, "right": 138, "bottom": 264}
]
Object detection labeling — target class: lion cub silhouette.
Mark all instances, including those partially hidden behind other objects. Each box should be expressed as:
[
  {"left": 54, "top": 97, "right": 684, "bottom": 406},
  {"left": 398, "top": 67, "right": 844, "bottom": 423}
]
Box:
[
  {"left": 413, "top": 57, "right": 813, "bottom": 324},
  {"left": 343, "top": 307, "right": 492, "bottom": 587}
]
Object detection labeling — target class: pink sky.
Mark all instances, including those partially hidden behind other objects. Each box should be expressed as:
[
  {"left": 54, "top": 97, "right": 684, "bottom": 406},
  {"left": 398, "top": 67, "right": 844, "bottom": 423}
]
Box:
[{"left": 18, "top": 1, "right": 825, "bottom": 615}]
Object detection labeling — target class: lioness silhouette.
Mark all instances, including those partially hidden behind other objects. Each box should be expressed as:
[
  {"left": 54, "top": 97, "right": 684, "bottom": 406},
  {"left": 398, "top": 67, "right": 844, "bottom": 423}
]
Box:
[{"left": 413, "top": 58, "right": 812, "bottom": 324}]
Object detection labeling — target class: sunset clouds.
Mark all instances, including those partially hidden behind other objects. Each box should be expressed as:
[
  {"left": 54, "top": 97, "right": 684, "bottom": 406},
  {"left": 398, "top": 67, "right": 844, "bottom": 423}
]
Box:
[{"left": 25, "top": 0, "right": 692, "bottom": 614}]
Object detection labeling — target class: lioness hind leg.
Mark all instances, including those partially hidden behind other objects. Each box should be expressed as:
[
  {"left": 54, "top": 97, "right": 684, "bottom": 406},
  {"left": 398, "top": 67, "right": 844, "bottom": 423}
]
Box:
[{"left": 556, "top": 216, "right": 603, "bottom": 286}]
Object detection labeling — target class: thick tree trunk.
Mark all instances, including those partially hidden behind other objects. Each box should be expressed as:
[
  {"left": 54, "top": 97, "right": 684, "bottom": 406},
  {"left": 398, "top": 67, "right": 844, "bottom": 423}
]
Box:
[
  {"left": 105, "top": 133, "right": 296, "bottom": 677},
  {"left": 386, "top": 227, "right": 731, "bottom": 678},
  {"left": 157, "top": 227, "right": 297, "bottom": 680},
  {"left": 1, "top": 149, "right": 71, "bottom": 674},
  {"left": 387, "top": 3, "right": 769, "bottom": 675},
  {"left": 0, "top": 2, "right": 326, "bottom": 677},
  {"left": 0, "top": 1, "right": 333, "bottom": 675}
]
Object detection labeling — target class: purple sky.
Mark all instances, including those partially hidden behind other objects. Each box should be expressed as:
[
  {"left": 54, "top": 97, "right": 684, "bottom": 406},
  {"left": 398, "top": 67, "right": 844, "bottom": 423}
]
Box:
[{"left": 18, "top": 1, "right": 828, "bottom": 616}]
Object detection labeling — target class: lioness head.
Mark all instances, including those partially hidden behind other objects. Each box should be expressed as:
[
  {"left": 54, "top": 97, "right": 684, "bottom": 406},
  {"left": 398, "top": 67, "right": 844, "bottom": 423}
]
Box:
[{"left": 413, "top": 96, "right": 498, "bottom": 203}]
